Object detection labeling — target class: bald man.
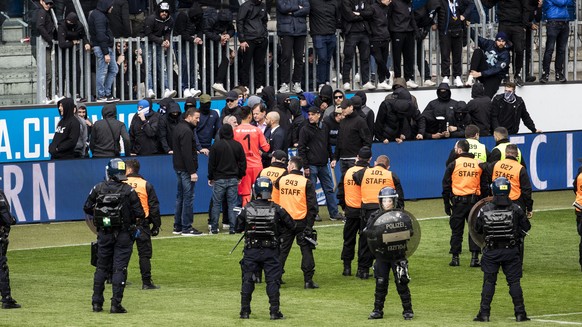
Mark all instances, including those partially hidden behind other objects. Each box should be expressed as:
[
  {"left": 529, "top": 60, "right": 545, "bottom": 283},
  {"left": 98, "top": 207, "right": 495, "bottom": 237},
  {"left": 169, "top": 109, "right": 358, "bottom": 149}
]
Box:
[{"left": 262, "top": 111, "right": 287, "bottom": 167}]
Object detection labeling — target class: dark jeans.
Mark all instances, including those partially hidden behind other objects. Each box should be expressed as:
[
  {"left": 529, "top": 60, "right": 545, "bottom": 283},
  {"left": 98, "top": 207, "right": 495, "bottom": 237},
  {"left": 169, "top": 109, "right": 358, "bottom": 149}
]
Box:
[
  {"left": 93, "top": 229, "right": 133, "bottom": 306},
  {"left": 308, "top": 164, "right": 338, "bottom": 218},
  {"left": 312, "top": 34, "right": 337, "bottom": 85},
  {"left": 179, "top": 41, "right": 202, "bottom": 90},
  {"left": 391, "top": 31, "right": 415, "bottom": 81},
  {"left": 207, "top": 42, "right": 229, "bottom": 85},
  {"left": 470, "top": 49, "right": 503, "bottom": 98},
  {"left": 416, "top": 38, "right": 431, "bottom": 80},
  {"left": 371, "top": 40, "right": 391, "bottom": 82},
  {"left": 449, "top": 201, "right": 480, "bottom": 255},
  {"left": 439, "top": 31, "right": 463, "bottom": 77},
  {"left": 343, "top": 32, "right": 370, "bottom": 84},
  {"left": 542, "top": 21, "right": 569, "bottom": 77},
  {"left": 210, "top": 178, "right": 239, "bottom": 233},
  {"left": 239, "top": 38, "right": 268, "bottom": 88},
  {"left": 173, "top": 170, "right": 195, "bottom": 232},
  {"left": 279, "top": 35, "right": 306, "bottom": 85},
  {"left": 499, "top": 24, "right": 525, "bottom": 75}
]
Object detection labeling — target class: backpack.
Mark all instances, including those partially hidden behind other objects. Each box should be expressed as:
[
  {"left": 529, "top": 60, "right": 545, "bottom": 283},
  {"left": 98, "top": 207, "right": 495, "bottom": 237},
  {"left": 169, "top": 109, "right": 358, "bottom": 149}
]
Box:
[{"left": 93, "top": 189, "right": 124, "bottom": 227}]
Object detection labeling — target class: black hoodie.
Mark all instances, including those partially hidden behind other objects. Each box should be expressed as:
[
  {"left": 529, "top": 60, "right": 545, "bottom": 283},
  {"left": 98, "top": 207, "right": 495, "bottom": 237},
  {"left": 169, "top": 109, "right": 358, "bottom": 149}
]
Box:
[
  {"left": 174, "top": 3, "right": 204, "bottom": 40},
  {"left": 88, "top": 0, "right": 114, "bottom": 54},
  {"left": 289, "top": 98, "right": 305, "bottom": 147},
  {"left": 49, "top": 98, "right": 81, "bottom": 159},
  {"left": 419, "top": 83, "right": 457, "bottom": 138},
  {"left": 109, "top": 0, "right": 131, "bottom": 37},
  {"left": 58, "top": 12, "right": 89, "bottom": 49},
  {"left": 90, "top": 103, "right": 131, "bottom": 157},
  {"left": 208, "top": 124, "right": 247, "bottom": 181},
  {"left": 466, "top": 82, "right": 491, "bottom": 136},
  {"left": 261, "top": 86, "right": 278, "bottom": 111},
  {"left": 142, "top": 2, "right": 174, "bottom": 45},
  {"left": 129, "top": 105, "right": 162, "bottom": 155},
  {"left": 159, "top": 100, "right": 182, "bottom": 153}
]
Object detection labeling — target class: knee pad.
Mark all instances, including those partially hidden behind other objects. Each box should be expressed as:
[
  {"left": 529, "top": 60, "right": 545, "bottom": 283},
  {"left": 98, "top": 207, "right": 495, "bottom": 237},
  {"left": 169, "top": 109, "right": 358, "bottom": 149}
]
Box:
[{"left": 376, "top": 277, "right": 388, "bottom": 288}]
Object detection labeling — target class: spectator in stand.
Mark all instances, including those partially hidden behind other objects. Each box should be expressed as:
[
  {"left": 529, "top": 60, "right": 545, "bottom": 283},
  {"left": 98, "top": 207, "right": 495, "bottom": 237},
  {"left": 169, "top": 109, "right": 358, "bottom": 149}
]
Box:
[
  {"left": 173, "top": 2, "right": 204, "bottom": 98},
  {"left": 309, "top": 0, "right": 341, "bottom": 88},
  {"left": 109, "top": 0, "right": 131, "bottom": 38},
  {"left": 128, "top": 0, "right": 148, "bottom": 37},
  {"left": 482, "top": 0, "right": 536, "bottom": 86},
  {"left": 369, "top": 0, "right": 392, "bottom": 90},
  {"left": 276, "top": 0, "right": 310, "bottom": 94},
  {"left": 205, "top": 9, "right": 235, "bottom": 96},
  {"left": 490, "top": 82, "right": 542, "bottom": 135},
  {"left": 233, "top": 105, "right": 270, "bottom": 205},
  {"left": 323, "top": 89, "right": 344, "bottom": 118},
  {"left": 196, "top": 94, "right": 221, "bottom": 149},
  {"left": 540, "top": 0, "right": 574, "bottom": 84},
  {"left": 354, "top": 91, "right": 375, "bottom": 134},
  {"left": 350, "top": 96, "right": 373, "bottom": 136},
  {"left": 159, "top": 99, "right": 182, "bottom": 154},
  {"left": 129, "top": 99, "right": 162, "bottom": 155},
  {"left": 142, "top": 1, "right": 176, "bottom": 99},
  {"left": 57, "top": 12, "right": 91, "bottom": 100},
  {"left": 432, "top": 0, "right": 475, "bottom": 87},
  {"left": 341, "top": 0, "right": 375, "bottom": 91},
  {"left": 49, "top": 98, "right": 81, "bottom": 159},
  {"left": 465, "top": 32, "right": 510, "bottom": 99},
  {"left": 89, "top": 103, "right": 131, "bottom": 157},
  {"left": 374, "top": 85, "right": 417, "bottom": 143},
  {"left": 450, "top": 101, "right": 472, "bottom": 138},
  {"left": 388, "top": 0, "right": 419, "bottom": 89},
  {"left": 236, "top": 0, "right": 269, "bottom": 94},
  {"left": 89, "top": 0, "right": 119, "bottom": 103},
  {"left": 417, "top": 83, "right": 457, "bottom": 139},
  {"left": 466, "top": 82, "right": 491, "bottom": 136},
  {"left": 289, "top": 98, "right": 305, "bottom": 148},
  {"left": 37, "top": 0, "right": 58, "bottom": 103},
  {"left": 413, "top": 4, "right": 437, "bottom": 86}
]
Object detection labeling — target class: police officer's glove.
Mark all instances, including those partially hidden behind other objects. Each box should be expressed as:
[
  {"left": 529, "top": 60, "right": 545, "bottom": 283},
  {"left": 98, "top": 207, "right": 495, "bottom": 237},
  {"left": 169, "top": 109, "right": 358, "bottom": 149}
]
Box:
[
  {"left": 443, "top": 198, "right": 452, "bottom": 216},
  {"left": 151, "top": 225, "right": 160, "bottom": 237},
  {"left": 303, "top": 226, "right": 313, "bottom": 236}
]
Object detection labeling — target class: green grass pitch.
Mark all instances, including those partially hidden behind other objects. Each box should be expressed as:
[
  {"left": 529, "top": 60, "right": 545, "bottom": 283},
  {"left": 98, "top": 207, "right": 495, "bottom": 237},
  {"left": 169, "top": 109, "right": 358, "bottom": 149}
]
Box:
[{"left": 2, "top": 190, "right": 581, "bottom": 326}]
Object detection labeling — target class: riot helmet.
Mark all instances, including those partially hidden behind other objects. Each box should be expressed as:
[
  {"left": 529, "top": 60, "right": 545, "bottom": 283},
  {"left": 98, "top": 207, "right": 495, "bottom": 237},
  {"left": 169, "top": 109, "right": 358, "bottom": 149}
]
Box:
[
  {"left": 106, "top": 158, "right": 127, "bottom": 181},
  {"left": 491, "top": 177, "right": 511, "bottom": 196},
  {"left": 379, "top": 187, "right": 398, "bottom": 212},
  {"left": 254, "top": 177, "right": 273, "bottom": 200}
]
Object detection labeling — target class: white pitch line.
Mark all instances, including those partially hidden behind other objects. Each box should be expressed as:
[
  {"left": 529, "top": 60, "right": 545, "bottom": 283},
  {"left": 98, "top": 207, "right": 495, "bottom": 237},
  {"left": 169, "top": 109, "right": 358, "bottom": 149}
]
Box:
[
  {"left": 530, "top": 319, "right": 582, "bottom": 325},
  {"left": 8, "top": 206, "right": 574, "bottom": 251},
  {"left": 530, "top": 312, "right": 582, "bottom": 318}
]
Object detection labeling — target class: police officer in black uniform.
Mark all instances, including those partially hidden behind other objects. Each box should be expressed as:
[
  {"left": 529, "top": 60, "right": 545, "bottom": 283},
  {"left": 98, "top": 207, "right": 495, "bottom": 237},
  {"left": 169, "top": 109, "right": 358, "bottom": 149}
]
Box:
[
  {"left": 473, "top": 177, "right": 531, "bottom": 322},
  {"left": 236, "top": 177, "right": 296, "bottom": 320},
  {"left": 0, "top": 190, "right": 21, "bottom": 309},
  {"left": 84, "top": 158, "right": 145, "bottom": 314},
  {"left": 365, "top": 187, "right": 414, "bottom": 320}
]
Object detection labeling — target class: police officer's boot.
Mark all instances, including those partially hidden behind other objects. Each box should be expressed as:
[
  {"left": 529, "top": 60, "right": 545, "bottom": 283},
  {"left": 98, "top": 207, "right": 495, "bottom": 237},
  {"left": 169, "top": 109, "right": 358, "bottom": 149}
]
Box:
[
  {"left": 368, "top": 299, "right": 384, "bottom": 319},
  {"left": 304, "top": 280, "right": 319, "bottom": 289},
  {"left": 356, "top": 267, "right": 370, "bottom": 279},
  {"left": 470, "top": 252, "right": 481, "bottom": 267},
  {"left": 402, "top": 299, "right": 414, "bottom": 320},
  {"left": 449, "top": 254, "right": 460, "bottom": 266},
  {"left": 1, "top": 297, "right": 20, "bottom": 309},
  {"left": 142, "top": 279, "right": 160, "bottom": 290},
  {"left": 342, "top": 261, "right": 352, "bottom": 276},
  {"left": 473, "top": 311, "right": 490, "bottom": 322},
  {"left": 270, "top": 311, "right": 284, "bottom": 320},
  {"left": 240, "top": 292, "right": 251, "bottom": 319},
  {"left": 110, "top": 302, "right": 127, "bottom": 314}
]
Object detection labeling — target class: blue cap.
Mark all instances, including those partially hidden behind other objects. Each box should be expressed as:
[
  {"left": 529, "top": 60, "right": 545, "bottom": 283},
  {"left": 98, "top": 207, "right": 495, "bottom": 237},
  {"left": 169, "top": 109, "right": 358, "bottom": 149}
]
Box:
[
  {"left": 138, "top": 99, "right": 149, "bottom": 109},
  {"left": 495, "top": 32, "right": 508, "bottom": 41}
]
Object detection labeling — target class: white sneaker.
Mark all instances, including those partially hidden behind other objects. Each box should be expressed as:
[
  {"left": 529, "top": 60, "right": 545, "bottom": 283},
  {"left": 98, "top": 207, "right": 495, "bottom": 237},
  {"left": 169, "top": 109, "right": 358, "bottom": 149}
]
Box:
[
  {"left": 183, "top": 89, "right": 192, "bottom": 97},
  {"left": 354, "top": 73, "right": 361, "bottom": 83},
  {"left": 343, "top": 82, "right": 351, "bottom": 91},
  {"left": 222, "top": 224, "right": 230, "bottom": 230},
  {"left": 465, "top": 75, "right": 475, "bottom": 87},
  {"left": 442, "top": 76, "right": 450, "bottom": 84},
  {"left": 208, "top": 224, "right": 212, "bottom": 233},
  {"left": 377, "top": 80, "right": 391, "bottom": 90},
  {"left": 189, "top": 88, "right": 201, "bottom": 97},
  {"left": 292, "top": 82, "right": 303, "bottom": 93},
  {"left": 332, "top": 73, "right": 342, "bottom": 83},
  {"left": 424, "top": 79, "right": 436, "bottom": 87},
  {"left": 406, "top": 80, "right": 419, "bottom": 89},
  {"left": 454, "top": 76, "right": 464, "bottom": 88},
  {"left": 212, "top": 83, "right": 227, "bottom": 94},
  {"left": 53, "top": 95, "right": 65, "bottom": 103},
  {"left": 147, "top": 89, "right": 156, "bottom": 98},
  {"left": 256, "top": 86, "right": 264, "bottom": 94},
  {"left": 361, "top": 81, "right": 376, "bottom": 90},
  {"left": 278, "top": 83, "right": 290, "bottom": 93},
  {"left": 44, "top": 97, "right": 56, "bottom": 105},
  {"left": 164, "top": 89, "right": 177, "bottom": 99}
]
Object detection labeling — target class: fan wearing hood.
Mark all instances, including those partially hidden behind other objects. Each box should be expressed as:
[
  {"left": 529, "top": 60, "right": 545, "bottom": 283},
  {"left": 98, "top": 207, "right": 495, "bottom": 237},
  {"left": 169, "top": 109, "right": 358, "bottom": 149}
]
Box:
[
  {"left": 49, "top": 98, "right": 81, "bottom": 159},
  {"left": 159, "top": 99, "right": 183, "bottom": 153},
  {"left": 490, "top": 82, "right": 541, "bottom": 135},
  {"left": 90, "top": 103, "right": 131, "bottom": 157},
  {"left": 196, "top": 95, "right": 221, "bottom": 148},
  {"left": 57, "top": 12, "right": 91, "bottom": 99},
  {"left": 129, "top": 99, "right": 162, "bottom": 155},
  {"left": 109, "top": 0, "right": 131, "bottom": 37},
  {"left": 316, "top": 85, "right": 334, "bottom": 117},
  {"left": 174, "top": 2, "right": 204, "bottom": 96},
  {"left": 142, "top": 1, "right": 175, "bottom": 98},
  {"left": 89, "top": 0, "right": 119, "bottom": 101},
  {"left": 205, "top": 9, "right": 235, "bottom": 95},
  {"left": 288, "top": 98, "right": 305, "bottom": 147},
  {"left": 466, "top": 82, "right": 491, "bottom": 136},
  {"left": 418, "top": 83, "right": 458, "bottom": 139},
  {"left": 236, "top": 0, "right": 269, "bottom": 91}
]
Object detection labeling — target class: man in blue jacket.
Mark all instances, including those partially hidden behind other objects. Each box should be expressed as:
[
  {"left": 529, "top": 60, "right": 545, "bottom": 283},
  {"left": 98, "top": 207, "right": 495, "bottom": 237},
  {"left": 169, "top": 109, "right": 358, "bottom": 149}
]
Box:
[
  {"left": 89, "top": 0, "right": 119, "bottom": 102},
  {"left": 465, "top": 32, "right": 510, "bottom": 98},
  {"left": 540, "top": 0, "right": 574, "bottom": 83}
]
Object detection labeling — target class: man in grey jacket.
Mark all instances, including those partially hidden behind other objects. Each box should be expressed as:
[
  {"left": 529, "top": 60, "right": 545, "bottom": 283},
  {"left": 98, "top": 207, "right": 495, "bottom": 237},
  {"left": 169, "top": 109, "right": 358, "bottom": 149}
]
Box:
[{"left": 89, "top": 103, "right": 131, "bottom": 157}]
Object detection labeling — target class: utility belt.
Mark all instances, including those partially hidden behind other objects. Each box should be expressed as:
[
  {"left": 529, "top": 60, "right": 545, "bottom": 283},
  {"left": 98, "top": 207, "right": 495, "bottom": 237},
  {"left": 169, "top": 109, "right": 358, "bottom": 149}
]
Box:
[
  {"left": 486, "top": 239, "right": 517, "bottom": 249},
  {"left": 245, "top": 238, "right": 278, "bottom": 249},
  {"left": 452, "top": 194, "right": 479, "bottom": 205}
]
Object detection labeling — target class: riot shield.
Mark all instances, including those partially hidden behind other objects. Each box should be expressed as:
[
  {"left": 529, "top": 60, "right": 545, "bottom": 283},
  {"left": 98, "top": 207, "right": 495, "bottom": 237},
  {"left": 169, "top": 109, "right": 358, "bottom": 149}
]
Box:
[
  {"left": 366, "top": 209, "right": 421, "bottom": 261},
  {"left": 468, "top": 196, "right": 492, "bottom": 249},
  {"left": 85, "top": 214, "right": 97, "bottom": 235}
]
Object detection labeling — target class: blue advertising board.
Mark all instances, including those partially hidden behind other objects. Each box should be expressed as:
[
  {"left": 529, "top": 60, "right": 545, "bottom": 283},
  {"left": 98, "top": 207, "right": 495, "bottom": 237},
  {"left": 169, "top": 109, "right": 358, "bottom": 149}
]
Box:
[{"left": 1, "top": 130, "right": 580, "bottom": 224}]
